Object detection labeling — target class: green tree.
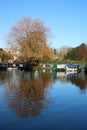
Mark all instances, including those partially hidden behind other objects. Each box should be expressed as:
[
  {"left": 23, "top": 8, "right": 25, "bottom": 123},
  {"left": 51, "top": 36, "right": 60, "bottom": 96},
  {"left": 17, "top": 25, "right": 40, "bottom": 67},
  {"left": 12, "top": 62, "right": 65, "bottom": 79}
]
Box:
[
  {"left": 64, "top": 48, "right": 77, "bottom": 60},
  {"left": 64, "top": 43, "right": 87, "bottom": 61}
]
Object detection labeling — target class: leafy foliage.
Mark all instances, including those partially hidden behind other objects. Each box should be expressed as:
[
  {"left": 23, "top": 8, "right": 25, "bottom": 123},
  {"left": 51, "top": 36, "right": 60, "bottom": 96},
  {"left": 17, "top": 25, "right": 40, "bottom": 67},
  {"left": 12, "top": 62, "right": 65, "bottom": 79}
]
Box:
[
  {"left": 6, "top": 17, "right": 56, "bottom": 61},
  {"left": 64, "top": 43, "right": 87, "bottom": 61},
  {"left": 0, "top": 49, "right": 13, "bottom": 62}
]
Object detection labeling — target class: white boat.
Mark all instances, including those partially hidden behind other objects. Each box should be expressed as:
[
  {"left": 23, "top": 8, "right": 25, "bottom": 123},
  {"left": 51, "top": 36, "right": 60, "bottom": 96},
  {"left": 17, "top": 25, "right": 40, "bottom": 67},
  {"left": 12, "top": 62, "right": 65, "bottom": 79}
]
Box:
[
  {"left": 56, "top": 64, "right": 66, "bottom": 71},
  {"left": 65, "top": 64, "right": 78, "bottom": 72}
]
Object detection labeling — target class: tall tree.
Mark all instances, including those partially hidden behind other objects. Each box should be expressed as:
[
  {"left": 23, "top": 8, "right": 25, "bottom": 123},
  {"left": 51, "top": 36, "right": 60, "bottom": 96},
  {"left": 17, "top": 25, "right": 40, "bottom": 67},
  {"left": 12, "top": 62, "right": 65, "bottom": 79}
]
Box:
[
  {"left": 6, "top": 17, "right": 55, "bottom": 61},
  {"left": 77, "top": 43, "right": 87, "bottom": 60}
]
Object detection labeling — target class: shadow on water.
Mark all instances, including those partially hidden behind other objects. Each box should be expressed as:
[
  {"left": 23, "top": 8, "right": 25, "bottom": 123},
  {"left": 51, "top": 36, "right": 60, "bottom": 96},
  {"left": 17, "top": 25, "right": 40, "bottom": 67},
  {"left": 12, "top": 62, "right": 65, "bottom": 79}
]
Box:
[{"left": 0, "top": 70, "right": 87, "bottom": 118}]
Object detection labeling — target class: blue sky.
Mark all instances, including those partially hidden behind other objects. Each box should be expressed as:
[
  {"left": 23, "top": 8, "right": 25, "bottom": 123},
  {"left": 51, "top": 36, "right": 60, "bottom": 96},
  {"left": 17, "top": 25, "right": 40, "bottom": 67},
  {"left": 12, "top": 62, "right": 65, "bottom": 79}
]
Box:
[{"left": 0, "top": 0, "right": 87, "bottom": 49}]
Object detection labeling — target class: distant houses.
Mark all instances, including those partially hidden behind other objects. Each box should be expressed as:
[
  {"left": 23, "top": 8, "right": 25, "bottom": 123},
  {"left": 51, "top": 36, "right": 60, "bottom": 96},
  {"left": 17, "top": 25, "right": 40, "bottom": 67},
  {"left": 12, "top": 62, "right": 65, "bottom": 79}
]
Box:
[{"left": 55, "top": 47, "right": 68, "bottom": 60}]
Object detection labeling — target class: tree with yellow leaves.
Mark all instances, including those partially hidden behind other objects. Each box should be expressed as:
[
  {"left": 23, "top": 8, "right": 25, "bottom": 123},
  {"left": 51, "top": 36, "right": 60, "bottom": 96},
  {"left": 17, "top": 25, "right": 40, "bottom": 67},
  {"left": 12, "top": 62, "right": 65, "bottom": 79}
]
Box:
[{"left": 6, "top": 17, "right": 56, "bottom": 62}]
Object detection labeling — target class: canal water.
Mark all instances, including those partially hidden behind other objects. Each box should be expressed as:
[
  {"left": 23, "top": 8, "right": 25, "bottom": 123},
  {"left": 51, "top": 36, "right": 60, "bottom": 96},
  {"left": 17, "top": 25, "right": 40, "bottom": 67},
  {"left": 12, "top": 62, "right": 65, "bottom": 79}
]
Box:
[{"left": 0, "top": 70, "right": 87, "bottom": 130}]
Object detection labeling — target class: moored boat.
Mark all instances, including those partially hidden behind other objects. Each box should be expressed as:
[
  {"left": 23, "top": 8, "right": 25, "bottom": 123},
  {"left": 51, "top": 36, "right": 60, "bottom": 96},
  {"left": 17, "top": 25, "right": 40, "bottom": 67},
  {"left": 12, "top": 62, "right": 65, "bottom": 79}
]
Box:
[
  {"left": 65, "top": 63, "right": 78, "bottom": 72},
  {"left": 52, "top": 63, "right": 66, "bottom": 72}
]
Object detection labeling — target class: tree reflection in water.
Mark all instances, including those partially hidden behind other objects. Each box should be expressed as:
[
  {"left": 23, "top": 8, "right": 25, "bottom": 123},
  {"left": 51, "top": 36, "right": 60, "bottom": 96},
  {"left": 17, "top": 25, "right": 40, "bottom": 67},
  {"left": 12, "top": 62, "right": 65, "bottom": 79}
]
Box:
[
  {"left": 4, "top": 71, "right": 54, "bottom": 118},
  {"left": 1, "top": 71, "right": 87, "bottom": 118},
  {"left": 54, "top": 71, "right": 87, "bottom": 91},
  {"left": 70, "top": 72, "right": 87, "bottom": 91}
]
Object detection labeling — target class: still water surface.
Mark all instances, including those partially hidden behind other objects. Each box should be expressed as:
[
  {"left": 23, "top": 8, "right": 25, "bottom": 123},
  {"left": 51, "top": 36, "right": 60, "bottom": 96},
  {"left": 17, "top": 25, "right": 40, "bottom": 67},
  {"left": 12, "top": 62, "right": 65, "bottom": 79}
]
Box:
[{"left": 0, "top": 70, "right": 87, "bottom": 130}]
